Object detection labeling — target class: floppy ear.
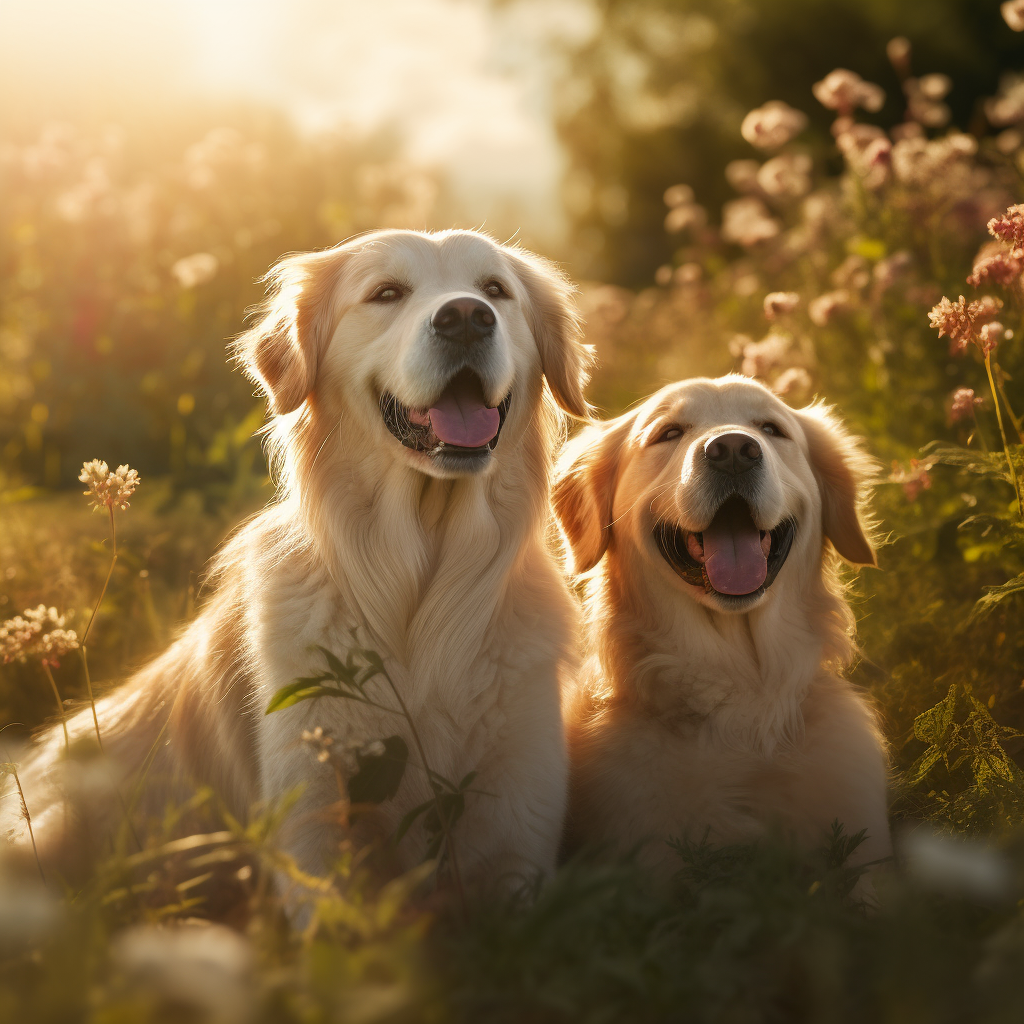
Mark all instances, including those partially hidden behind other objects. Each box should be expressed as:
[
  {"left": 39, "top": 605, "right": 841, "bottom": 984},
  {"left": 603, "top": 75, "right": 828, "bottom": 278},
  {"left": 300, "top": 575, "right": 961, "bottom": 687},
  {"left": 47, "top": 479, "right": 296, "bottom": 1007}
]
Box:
[
  {"left": 506, "top": 247, "right": 595, "bottom": 419},
  {"left": 233, "top": 247, "right": 349, "bottom": 415},
  {"left": 796, "top": 403, "right": 877, "bottom": 567},
  {"left": 552, "top": 414, "right": 634, "bottom": 574}
]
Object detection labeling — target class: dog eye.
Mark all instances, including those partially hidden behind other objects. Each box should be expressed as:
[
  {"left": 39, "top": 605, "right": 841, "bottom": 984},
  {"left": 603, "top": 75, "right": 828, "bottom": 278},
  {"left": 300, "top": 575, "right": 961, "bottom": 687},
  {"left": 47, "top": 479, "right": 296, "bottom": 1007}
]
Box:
[
  {"left": 761, "top": 422, "right": 786, "bottom": 438},
  {"left": 482, "top": 280, "right": 509, "bottom": 299},
  {"left": 652, "top": 425, "right": 686, "bottom": 444},
  {"left": 369, "top": 283, "right": 406, "bottom": 303}
]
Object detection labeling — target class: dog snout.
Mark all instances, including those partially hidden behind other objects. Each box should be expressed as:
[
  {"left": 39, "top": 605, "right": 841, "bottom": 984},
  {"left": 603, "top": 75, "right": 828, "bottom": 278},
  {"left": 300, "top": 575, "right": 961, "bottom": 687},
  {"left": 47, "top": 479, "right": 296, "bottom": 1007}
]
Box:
[
  {"left": 432, "top": 297, "right": 496, "bottom": 344},
  {"left": 703, "top": 432, "right": 762, "bottom": 476}
]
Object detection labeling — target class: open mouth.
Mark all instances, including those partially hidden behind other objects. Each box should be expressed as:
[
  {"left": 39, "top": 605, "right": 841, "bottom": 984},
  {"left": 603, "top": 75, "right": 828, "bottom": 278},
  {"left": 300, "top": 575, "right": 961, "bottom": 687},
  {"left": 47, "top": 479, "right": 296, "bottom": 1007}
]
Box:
[
  {"left": 654, "top": 495, "right": 796, "bottom": 601},
  {"left": 379, "top": 368, "right": 511, "bottom": 462}
]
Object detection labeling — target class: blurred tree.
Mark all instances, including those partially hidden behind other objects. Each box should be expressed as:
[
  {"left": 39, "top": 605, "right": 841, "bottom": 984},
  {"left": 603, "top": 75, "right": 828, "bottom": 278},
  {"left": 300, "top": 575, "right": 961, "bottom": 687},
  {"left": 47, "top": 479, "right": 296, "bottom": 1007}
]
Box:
[{"left": 557, "top": 0, "right": 1021, "bottom": 285}]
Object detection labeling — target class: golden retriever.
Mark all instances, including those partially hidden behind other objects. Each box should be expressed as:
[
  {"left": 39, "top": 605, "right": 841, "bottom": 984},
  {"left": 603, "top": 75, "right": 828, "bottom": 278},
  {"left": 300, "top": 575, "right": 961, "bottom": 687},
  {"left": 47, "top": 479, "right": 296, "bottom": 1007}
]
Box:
[
  {"left": 552, "top": 375, "right": 890, "bottom": 876},
  {"left": 6, "top": 229, "right": 593, "bottom": 901}
]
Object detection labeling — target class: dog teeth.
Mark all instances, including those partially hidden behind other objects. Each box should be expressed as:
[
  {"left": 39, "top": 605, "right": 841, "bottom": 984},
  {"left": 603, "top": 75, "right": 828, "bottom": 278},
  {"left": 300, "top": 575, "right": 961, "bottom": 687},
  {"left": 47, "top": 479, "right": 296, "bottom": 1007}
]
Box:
[
  {"left": 685, "top": 532, "right": 705, "bottom": 563},
  {"left": 760, "top": 530, "right": 771, "bottom": 557}
]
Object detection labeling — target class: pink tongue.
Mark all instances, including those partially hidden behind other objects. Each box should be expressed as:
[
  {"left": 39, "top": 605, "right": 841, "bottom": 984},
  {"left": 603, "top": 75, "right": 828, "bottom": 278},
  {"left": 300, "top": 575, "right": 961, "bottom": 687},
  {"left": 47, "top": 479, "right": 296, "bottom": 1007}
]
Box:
[
  {"left": 701, "top": 501, "right": 767, "bottom": 596},
  {"left": 428, "top": 374, "right": 500, "bottom": 448}
]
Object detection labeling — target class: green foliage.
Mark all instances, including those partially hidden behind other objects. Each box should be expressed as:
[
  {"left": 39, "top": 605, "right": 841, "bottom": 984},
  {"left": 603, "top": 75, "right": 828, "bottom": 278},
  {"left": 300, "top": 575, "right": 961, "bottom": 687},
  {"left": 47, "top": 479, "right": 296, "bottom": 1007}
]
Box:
[{"left": 348, "top": 735, "right": 410, "bottom": 806}]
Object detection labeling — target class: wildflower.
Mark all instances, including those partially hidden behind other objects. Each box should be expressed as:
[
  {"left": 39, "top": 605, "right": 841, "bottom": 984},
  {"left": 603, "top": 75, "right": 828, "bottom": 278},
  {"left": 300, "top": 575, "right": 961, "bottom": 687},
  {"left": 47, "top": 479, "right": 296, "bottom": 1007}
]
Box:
[
  {"left": 763, "top": 292, "right": 800, "bottom": 320},
  {"left": 1, "top": 606, "right": 78, "bottom": 667},
  {"left": 979, "top": 321, "right": 1004, "bottom": 354},
  {"left": 996, "top": 128, "right": 1022, "bottom": 154},
  {"left": 724, "top": 159, "right": 761, "bottom": 195},
  {"left": 301, "top": 726, "right": 335, "bottom": 764},
  {"left": 740, "top": 101, "right": 808, "bottom": 151},
  {"left": 890, "top": 459, "right": 933, "bottom": 502},
  {"left": 812, "top": 69, "right": 885, "bottom": 116},
  {"left": 928, "top": 295, "right": 1003, "bottom": 355},
  {"left": 772, "top": 367, "right": 813, "bottom": 397},
  {"left": 967, "top": 246, "right": 1023, "bottom": 287},
  {"left": 987, "top": 204, "right": 1024, "bottom": 257},
  {"left": 79, "top": 460, "right": 140, "bottom": 512},
  {"left": 873, "top": 251, "right": 913, "bottom": 292},
  {"left": 301, "top": 726, "right": 386, "bottom": 774},
  {"left": 985, "top": 74, "right": 1024, "bottom": 127},
  {"left": 663, "top": 183, "right": 694, "bottom": 208},
  {"left": 808, "top": 290, "right": 851, "bottom": 327},
  {"left": 835, "top": 123, "right": 887, "bottom": 159},
  {"left": 832, "top": 255, "right": 871, "bottom": 291},
  {"left": 171, "top": 252, "right": 219, "bottom": 289},
  {"left": 756, "top": 153, "right": 812, "bottom": 199},
  {"left": 721, "top": 197, "right": 780, "bottom": 247},
  {"left": 654, "top": 265, "right": 673, "bottom": 286},
  {"left": 950, "top": 387, "right": 981, "bottom": 423},
  {"left": 664, "top": 202, "right": 706, "bottom": 233},
  {"left": 1002, "top": 0, "right": 1024, "bottom": 31},
  {"left": 740, "top": 334, "right": 792, "bottom": 378},
  {"left": 674, "top": 263, "right": 703, "bottom": 285},
  {"left": 886, "top": 37, "right": 911, "bottom": 77}
]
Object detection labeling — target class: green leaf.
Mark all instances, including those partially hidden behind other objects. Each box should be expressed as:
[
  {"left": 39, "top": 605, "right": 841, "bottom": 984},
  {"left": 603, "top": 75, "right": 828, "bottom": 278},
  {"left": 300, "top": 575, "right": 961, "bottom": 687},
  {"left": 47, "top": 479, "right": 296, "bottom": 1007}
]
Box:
[
  {"left": 348, "top": 735, "right": 408, "bottom": 804},
  {"left": 265, "top": 681, "right": 339, "bottom": 715},
  {"left": 396, "top": 799, "right": 435, "bottom": 843},
  {"left": 314, "top": 645, "right": 354, "bottom": 685},
  {"left": 971, "top": 572, "right": 1024, "bottom": 620}
]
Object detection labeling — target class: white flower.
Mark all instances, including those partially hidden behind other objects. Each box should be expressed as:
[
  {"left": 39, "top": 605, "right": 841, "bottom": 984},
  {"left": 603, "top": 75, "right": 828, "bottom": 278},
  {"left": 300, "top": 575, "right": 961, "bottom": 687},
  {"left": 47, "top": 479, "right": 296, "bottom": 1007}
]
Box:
[
  {"left": 763, "top": 292, "right": 800, "bottom": 320},
  {"left": 756, "top": 153, "right": 812, "bottom": 199},
  {"left": 720, "top": 197, "right": 780, "bottom": 247},
  {"left": 171, "top": 252, "right": 219, "bottom": 289},
  {"left": 1002, "top": 0, "right": 1024, "bottom": 32},
  {"left": 740, "top": 101, "right": 808, "bottom": 151},
  {"left": 813, "top": 69, "right": 885, "bottom": 114},
  {"left": 79, "top": 460, "right": 140, "bottom": 512}
]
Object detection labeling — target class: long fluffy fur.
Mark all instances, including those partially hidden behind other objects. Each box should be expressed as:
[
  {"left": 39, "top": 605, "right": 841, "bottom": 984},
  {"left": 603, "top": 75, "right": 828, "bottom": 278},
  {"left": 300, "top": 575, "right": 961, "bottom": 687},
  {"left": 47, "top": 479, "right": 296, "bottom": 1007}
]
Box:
[
  {"left": 5, "top": 229, "right": 593, "bottom": 898},
  {"left": 553, "top": 376, "right": 891, "bottom": 875}
]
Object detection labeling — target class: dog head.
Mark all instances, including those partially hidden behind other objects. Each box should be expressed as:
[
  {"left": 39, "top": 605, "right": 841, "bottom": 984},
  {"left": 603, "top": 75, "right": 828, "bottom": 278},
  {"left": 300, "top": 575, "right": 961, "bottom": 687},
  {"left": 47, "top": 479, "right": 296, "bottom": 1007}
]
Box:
[
  {"left": 553, "top": 375, "right": 876, "bottom": 613},
  {"left": 234, "top": 229, "right": 593, "bottom": 479}
]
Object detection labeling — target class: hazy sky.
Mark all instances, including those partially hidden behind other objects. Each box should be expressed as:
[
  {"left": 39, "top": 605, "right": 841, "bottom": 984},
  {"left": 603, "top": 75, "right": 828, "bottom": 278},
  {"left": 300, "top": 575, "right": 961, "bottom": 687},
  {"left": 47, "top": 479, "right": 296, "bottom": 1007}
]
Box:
[{"left": 0, "top": 0, "right": 595, "bottom": 242}]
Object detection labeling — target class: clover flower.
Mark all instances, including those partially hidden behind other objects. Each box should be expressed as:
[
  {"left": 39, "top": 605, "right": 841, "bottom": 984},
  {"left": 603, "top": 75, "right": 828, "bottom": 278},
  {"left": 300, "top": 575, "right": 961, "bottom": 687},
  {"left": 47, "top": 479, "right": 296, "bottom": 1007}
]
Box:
[
  {"left": 928, "top": 295, "right": 1004, "bottom": 355},
  {"left": 763, "top": 292, "right": 800, "bottom": 320},
  {"left": 663, "top": 184, "right": 694, "bottom": 208},
  {"left": 950, "top": 387, "right": 981, "bottom": 424},
  {"left": 1002, "top": 0, "right": 1024, "bottom": 31},
  {"left": 725, "top": 159, "right": 761, "bottom": 195},
  {"left": 812, "top": 69, "right": 885, "bottom": 116},
  {"left": 808, "top": 290, "right": 851, "bottom": 327},
  {"left": 664, "top": 202, "right": 707, "bottom": 234},
  {"left": 967, "top": 248, "right": 1023, "bottom": 288},
  {"left": 890, "top": 459, "right": 933, "bottom": 502},
  {"left": 721, "top": 197, "right": 780, "bottom": 247},
  {"left": 0, "top": 606, "right": 79, "bottom": 667},
  {"left": 79, "top": 460, "right": 140, "bottom": 512},
  {"left": 772, "top": 367, "right": 813, "bottom": 397},
  {"left": 979, "top": 321, "right": 1004, "bottom": 354},
  {"left": 756, "top": 153, "right": 812, "bottom": 199},
  {"left": 987, "top": 204, "right": 1024, "bottom": 258},
  {"left": 739, "top": 334, "right": 792, "bottom": 378},
  {"left": 985, "top": 74, "right": 1024, "bottom": 127},
  {"left": 740, "top": 101, "right": 808, "bottom": 151},
  {"left": 886, "top": 37, "right": 911, "bottom": 77}
]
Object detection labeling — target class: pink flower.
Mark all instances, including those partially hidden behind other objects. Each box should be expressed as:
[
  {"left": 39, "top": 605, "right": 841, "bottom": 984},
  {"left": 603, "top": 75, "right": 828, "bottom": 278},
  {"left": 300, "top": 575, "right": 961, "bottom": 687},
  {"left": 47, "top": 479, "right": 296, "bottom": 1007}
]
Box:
[
  {"left": 928, "top": 295, "right": 1004, "bottom": 355},
  {"left": 763, "top": 292, "right": 801, "bottom": 320},
  {"left": 987, "top": 204, "right": 1024, "bottom": 257},
  {"left": 1002, "top": 0, "right": 1024, "bottom": 31},
  {"left": 949, "top": 387, "right": 980, "bottom": 423},
  {"left": 740, "top": 101, "right": 808, "bottom": 151},
  {"left": 979, "top": 321, "right": 1004, "bottom": 354},
  {"left": 967, "top": 247, "right": 1023, "bottom": 287},
  {"left": 890, "top": 459, "right": 933, "bottom": 502},
  {"left": 813, "top": 69, "right": 885, "bottom": 115},
  {"left": 756, "top": 153, "right": 812, "bottom": 199},
  {"left": 808, "top": 290, "right": 851, "bottom": 326},
  {"left": 721, "top": 197, "right": 780, "bottom": 247}
]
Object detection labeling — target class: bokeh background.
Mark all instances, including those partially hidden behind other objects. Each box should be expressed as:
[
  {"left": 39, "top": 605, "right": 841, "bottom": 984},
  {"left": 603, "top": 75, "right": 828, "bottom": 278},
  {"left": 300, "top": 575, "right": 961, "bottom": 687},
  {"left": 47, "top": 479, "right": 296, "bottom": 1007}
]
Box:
[{"left": 4, "top": 2, "right": 1024, "bottom": 1020}]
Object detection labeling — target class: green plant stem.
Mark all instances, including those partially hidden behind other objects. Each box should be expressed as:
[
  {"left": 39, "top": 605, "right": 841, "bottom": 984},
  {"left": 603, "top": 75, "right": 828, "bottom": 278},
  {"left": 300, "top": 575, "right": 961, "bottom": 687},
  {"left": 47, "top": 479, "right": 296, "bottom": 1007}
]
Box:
[
  {"left": 985, "top": 352, "right": 1023, "bottom": 519},
  {"left": 996, "top": 376, "right": 1024, "bottom": 446},
  {"left": 79, "top": 504, "right": 117, "bottom": 751},
  {"left": 7, "top": 756, "right": 44, "bottom": 883},
  {"left": 381, "top": 672, "right": 467, "bottom": 915},
  {"left": 41, "top": 663, "right": 69, "bottom": 753}
]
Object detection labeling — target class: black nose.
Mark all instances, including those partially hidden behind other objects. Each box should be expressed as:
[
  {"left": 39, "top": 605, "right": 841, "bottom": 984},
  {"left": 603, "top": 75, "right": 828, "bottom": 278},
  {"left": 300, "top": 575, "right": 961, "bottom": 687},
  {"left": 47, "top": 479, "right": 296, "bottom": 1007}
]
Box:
[
  {"left": 431, "top": 297, "right": 496, "bottom": 343},
  {"left": 703, "top": 432, "right": 762, "bottom": 475}
]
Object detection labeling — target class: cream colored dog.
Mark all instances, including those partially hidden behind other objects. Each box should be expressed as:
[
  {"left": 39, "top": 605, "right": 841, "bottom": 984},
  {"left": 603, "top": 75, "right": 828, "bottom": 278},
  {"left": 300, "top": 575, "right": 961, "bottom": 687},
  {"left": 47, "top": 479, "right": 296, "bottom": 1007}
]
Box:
[
  {"left": 552, "top": 375, "right": 890, "bottom": 875},
  {"left": 7, "top": 229, "right": 593, "bottom": 899}
]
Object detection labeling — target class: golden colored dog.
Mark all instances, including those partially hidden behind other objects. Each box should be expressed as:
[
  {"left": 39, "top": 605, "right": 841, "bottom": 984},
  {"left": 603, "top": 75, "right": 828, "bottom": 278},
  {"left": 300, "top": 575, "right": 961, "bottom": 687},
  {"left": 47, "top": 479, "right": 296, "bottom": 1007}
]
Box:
[
  {"left": 7, "top": 229, "right": 593, "bottom": 901},
  {"left": 553, "top": 375, "right": 890, "bottom": 875}
]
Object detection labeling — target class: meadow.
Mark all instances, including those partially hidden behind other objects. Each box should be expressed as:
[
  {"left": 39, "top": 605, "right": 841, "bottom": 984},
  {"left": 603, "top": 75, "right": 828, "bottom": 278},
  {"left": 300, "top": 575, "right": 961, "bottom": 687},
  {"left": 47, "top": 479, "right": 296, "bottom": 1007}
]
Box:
[{"left": 3, "top": 18, "right": 1024, "bottom": 1024}]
